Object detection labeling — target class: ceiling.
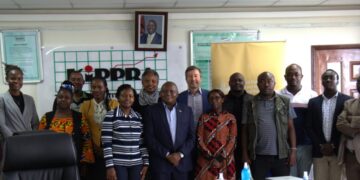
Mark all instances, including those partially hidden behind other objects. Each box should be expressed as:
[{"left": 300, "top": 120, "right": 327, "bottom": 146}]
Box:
[{"left": 0, "top": 0, "right": 359, "bottom": 12}]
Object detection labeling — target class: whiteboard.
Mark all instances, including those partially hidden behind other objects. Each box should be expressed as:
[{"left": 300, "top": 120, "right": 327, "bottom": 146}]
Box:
[{"left": 37, "top": 44, "right": 187, "bottom": 116}]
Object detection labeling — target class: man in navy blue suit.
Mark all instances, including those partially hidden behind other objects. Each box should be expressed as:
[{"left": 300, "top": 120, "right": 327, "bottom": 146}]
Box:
[
  {"left": 306, "top": 69, "right": 351, "bottom": 180},
  {"left": 144, "top": 81, "right": 195, "bottom": 180},
  {"left": 140, "top": 20, "right": 162, "bottom": 44},
  {"left": 177, "top": 66, "right": 211, "bottom": 179}
]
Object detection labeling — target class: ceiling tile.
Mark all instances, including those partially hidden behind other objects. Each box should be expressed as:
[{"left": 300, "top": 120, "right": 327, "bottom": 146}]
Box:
[
  {"left": 71, "top": 0, "right": 124, "bottom": 8},
  {"left": 225, "top": 0, "right": 277, "bottom": 7},
  {"left": 321, "top": 0, "right": 360, "bottom": 5},
  {"left": 125, "top": 2, "right": 175, "bottom": 8},
  {"left": 0, "top": 0, "right": 18, "bottom": 9},
  {"left": 126, "top": 0, "right": 176, "bottom": 3},
  {"left": 176, "top": 0, "right": 227, "bottom": 8},
  {"left": 14, "top": 0, "right": 72, "bottom": 8},
  {"left": 72, "top": 3, "right": 124, "bottom": 8},
  {"left": 275, "top": 0, "right": 324, "bottom": 6}
]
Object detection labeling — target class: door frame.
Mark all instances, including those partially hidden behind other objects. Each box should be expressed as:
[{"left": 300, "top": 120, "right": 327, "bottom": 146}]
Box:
[{"left": 311, "top": 44, "right": 360, "bottom": 94}]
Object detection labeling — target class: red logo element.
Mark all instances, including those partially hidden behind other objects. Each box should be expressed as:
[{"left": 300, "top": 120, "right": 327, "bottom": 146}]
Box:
[{"left": 84, "top": 65, "right": 93, "bottom": 72}]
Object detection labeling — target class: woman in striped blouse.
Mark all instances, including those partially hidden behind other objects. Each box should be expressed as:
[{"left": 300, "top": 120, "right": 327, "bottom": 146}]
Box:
[{"left": 102, "top": 84, "right": 149, "bottom": 180}]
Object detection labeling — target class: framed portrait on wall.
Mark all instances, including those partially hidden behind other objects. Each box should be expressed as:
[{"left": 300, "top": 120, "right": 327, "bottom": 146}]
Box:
[
  {"left": 350, "top": 61, "right": 360, "bottom": 80},
  {"left": 135, "top": 11, "right": 168, "bottom": 51}
]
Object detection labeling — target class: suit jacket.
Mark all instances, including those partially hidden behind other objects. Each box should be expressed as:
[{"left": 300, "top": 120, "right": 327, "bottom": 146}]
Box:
[
  {"left": 0, "top": 91, "right": 39, "bottom": 138},
  {"left": 177, "top": 88, "right": 211, "bottom": 115},
  {"left": 336, "top": 98, "right": 360, "bottom": 164},
  {"left": 144, "top": 102, "right": 195, "bottom": 173},
  {"left": 140, "top": 33, "right": 162, "bottom": 44},
  {"left": 306, "top": 93, "right": 351, "bottom": 157}
]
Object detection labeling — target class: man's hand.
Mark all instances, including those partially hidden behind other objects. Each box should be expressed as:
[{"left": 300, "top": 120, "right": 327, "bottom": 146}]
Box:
[
  {"left": 320, "top": 143, "right": 334, "bottom": 156},
  {"left": 242, "top": 153, "right": 252, "bottom": 165},
  {"left": 288, "top": 149, "right": 296, "bottom": 166},
  {"left": 166, "top": 153, "right": 182, "bottom": 166}
]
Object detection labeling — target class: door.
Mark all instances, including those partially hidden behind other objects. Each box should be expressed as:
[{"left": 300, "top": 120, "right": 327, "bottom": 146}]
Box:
[{"left": 312, "top": 44, "right": 360, "bottom": 98}]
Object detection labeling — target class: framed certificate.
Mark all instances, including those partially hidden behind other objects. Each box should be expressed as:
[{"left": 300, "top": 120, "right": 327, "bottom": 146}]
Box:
[{"left": 1, "top": 30, "right": 43, "bottom": 83}]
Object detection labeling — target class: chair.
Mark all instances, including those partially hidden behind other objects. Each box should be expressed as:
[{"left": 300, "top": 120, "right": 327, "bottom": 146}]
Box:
[{"left": 1, "top": 131, "right": 80, "bottom": 180}]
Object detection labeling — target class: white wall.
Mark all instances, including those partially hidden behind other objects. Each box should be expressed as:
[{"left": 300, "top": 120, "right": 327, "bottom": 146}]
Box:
[{"left": 1, "top": 10, "right": 360, "bottom": 116}]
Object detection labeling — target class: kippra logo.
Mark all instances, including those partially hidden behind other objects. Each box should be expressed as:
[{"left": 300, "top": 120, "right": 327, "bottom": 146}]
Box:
[{"left": 67, "top": 65, "right": 141, "bottom": 81}]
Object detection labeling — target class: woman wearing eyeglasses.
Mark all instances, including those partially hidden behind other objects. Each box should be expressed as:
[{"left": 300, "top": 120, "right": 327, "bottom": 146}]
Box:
[
  {"left": 80, "top": 77, "right": 118, "bottom": 180},
  {"left": 195, "top": 89, "right": 237, "bottom": 180},
  {"left": 38, "top": 80, "right": 94, "bottom": 178}
]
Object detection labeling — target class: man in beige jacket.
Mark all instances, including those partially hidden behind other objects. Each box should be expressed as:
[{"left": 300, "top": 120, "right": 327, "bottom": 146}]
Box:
[{"left": 337, "top": 75, "right": 360, "bottom": 179}]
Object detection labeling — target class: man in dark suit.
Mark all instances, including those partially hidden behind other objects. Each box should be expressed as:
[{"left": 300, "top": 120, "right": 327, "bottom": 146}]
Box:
[
  {"left": 140, "top": 19, "right": 162, "bottom": 44},
  {"left": 144, "top": 81, "right": 195, "bottom": 180},
  {"left": 306, "top": 69, "right": 351, "bottom": 180}
]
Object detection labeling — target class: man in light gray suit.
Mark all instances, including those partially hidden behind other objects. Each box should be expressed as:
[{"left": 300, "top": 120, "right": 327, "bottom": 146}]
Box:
[{"left": 337, "top": 76, "right": 360, "bottom": 179}]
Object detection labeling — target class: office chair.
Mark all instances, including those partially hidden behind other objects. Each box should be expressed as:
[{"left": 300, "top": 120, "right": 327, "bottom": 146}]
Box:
[{"left": 1, "top": 131, "right": 80, "bottom": 180}]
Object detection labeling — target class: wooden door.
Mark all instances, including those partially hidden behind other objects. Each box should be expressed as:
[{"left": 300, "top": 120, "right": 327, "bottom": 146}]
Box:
[{"left": 312, "top": 44, "right": 360, "bottom": 98}]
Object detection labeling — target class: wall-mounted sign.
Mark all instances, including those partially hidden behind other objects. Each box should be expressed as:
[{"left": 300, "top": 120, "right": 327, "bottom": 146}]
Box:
[{"left": 1, "top": 30, "right": 43, "bottom": 83}]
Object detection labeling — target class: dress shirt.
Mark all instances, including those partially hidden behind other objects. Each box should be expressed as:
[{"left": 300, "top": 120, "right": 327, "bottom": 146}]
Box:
[
  {"left": 147, "top": 33, "right": 155, "bottom": 44},
  {"left": 93, "top": 99, "right": 106, "bottom": 124},
  {"left": 322, "top": 92, "right": 338, "bottom": 142},
  {"left": 164, "top": 103, "right": 177, "bottom": 144},
  {"left": 187, "top": 89, "right": 203, "bottom": 124}
]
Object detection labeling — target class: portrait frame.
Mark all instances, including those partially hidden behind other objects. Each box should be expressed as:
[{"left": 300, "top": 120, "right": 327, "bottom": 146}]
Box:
[
  {"left": 135, "top": 11, "right": 168, "bottom": 51},
  {"left": 350, "top": 61, "right": 360, "bottom": 81}
]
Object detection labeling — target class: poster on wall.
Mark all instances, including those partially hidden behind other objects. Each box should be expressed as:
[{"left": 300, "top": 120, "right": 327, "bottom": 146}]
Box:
[
  {"left": 190, "top": 30, "right": 259, "bottom": 89},
  {"left": 0, "top": 30, "right": 43, "bottom": 83},
  {"left": 211, "top": 41, "right": 286, "bottom": 94}
]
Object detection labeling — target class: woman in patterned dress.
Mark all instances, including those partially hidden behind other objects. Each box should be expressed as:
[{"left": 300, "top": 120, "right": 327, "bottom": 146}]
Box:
[
  {"left": 195, "top": 89, "right": 237, "bottom": 180},
  {"left": 39, "top": 80, "right": 94, "bottom": 178}
]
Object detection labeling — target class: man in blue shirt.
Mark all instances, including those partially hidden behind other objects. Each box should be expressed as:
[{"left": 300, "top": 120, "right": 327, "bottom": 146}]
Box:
[{"left": 145, "top": 81, "right": 195, "bottom": 180}]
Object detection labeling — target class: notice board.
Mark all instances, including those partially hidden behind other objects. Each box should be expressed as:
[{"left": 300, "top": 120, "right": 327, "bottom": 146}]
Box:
[{"left": 190, "top": 30, "right": 259, "bottom": 89}]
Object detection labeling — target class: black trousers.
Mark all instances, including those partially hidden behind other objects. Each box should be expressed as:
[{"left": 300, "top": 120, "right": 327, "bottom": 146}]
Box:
[
  {"left": 251, "top": 155, "right": 290, "bottom": 180},
  {"left": 151, "top": 171, "right": 189, "bottom": 180}
]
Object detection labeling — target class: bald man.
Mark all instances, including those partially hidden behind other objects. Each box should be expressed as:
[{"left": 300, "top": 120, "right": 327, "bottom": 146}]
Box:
[
  {"left": 144, "top": 82, "right": 195, "bottom": 180},
  {"left": 242, "top": 72, "right": 297, "bottom": 180}
]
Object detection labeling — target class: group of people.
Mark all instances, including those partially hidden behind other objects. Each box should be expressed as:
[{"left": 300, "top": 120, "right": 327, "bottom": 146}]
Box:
[{"left": 0, "top": 63, "right": 359, "bottom": 180}]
